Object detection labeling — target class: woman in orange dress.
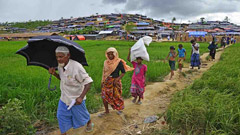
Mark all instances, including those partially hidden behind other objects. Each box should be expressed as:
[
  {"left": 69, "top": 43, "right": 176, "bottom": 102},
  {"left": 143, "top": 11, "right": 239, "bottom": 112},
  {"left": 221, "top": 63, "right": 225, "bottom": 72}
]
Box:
[{"left": 100, "top": 47, "right": 133, "bottom": 116}]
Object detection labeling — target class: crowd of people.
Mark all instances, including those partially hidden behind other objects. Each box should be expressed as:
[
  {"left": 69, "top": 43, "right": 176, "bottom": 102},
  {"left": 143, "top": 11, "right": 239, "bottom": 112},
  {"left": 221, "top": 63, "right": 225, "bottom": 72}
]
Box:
[
  {"left": 164, "top": 39, "right": 200, "bottom": 80},
  {"left": 48, "top": 36, "right": 235, "bottom": 134},
  {"left": 220, "top": 36, "right": 236, "bottom": 48},
  {"left": 49, "top": 45, "right": 149, "bottom": 134}
]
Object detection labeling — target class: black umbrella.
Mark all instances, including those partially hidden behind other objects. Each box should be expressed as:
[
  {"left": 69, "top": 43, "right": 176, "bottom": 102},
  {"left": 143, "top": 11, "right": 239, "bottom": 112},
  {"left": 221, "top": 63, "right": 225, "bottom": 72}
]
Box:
[{"left": 16, "top": 35, "right": 88, "bottom": 90}]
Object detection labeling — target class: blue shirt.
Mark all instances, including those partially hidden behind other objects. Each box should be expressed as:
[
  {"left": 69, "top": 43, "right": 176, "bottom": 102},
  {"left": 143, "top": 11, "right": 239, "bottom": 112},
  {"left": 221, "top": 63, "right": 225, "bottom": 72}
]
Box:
[{"left": 178, "top": 48, "right": 186, "bottom": 57}]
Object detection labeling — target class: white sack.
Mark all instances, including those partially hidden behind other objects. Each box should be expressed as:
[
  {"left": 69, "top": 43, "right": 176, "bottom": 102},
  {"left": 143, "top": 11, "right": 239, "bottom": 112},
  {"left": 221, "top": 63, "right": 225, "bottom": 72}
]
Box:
[
  {"left": 142, "top": 36, "right": 152, "bottom": 46},
  {"left": 130, "top": 36, "right": 152, "bottom": 62}
]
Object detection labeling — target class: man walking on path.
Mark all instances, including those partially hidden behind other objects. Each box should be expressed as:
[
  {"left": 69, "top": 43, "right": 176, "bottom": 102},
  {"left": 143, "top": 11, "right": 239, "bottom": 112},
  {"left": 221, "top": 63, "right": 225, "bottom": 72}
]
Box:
[{"left": 49, "top": 46, "right": 94, "bottom": 135}]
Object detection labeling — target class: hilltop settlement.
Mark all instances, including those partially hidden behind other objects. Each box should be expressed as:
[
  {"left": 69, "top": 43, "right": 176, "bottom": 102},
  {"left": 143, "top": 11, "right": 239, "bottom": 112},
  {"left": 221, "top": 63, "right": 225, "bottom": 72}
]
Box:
[{"left": 1, "top": 13, "right": 240, "bottom": 42}]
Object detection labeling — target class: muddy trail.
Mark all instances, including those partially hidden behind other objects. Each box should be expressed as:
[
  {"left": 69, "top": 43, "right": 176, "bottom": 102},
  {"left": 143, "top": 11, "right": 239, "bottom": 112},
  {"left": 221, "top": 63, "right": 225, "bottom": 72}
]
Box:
[{"left": 48, "top": 46, "right": 228, "bottom": 135}]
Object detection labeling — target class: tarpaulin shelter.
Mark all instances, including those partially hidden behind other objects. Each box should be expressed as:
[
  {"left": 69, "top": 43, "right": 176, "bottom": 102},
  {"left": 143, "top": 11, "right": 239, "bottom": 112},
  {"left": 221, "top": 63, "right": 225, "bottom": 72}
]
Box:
[
  {"left": 73, "top": 35, "right": 85, "bottom": 40},
  {"left": 134, "top": 27, "right": 155, "bottom": 30},
  {"left": 213, "top": 32, "right": 240, "bottom": 35},
  {"left": 99, "top": 31, "right": 113, "bottom": 35},
  {"left": 86, "top": 22, "right": 95, "bottom": 26},
  {"left": 63, "top": 35, "right": 75, "bottom": 40},
  {"left": 107, "top": 25, "right": 114, "bottom": 28},
  {"left": 64, "top": 35, "right": 85, "bottom": 40},
  {"left": 136, "top": 22, "right": 150, "bottom": 26},
  {"left": 188, "top": 31, "right": 207, "bottom": 37}
]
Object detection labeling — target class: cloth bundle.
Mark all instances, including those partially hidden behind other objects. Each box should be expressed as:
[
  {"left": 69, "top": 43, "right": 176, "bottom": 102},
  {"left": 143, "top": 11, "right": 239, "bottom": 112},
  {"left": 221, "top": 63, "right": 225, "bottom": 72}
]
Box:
[{"left": 130, "top": 36, "right": 152, "bottom": 62}]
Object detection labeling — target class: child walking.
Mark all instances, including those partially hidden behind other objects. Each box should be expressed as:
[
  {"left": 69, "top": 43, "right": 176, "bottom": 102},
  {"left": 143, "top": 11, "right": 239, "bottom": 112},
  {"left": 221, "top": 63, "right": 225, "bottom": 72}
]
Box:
[
  {"left": 128, "top": 49, "right": 147, "bottom": 105},
  {"left": 165, "top": 46, "right": 177, "bottom": 80},
  {"left": 177, "top": 44, "right": 186, "bottom": 72}
]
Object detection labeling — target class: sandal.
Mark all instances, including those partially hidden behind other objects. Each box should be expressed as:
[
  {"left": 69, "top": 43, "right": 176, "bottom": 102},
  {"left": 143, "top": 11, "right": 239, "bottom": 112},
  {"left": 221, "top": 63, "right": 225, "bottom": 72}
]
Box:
[
  {"left": 85, "top": 123, "right": 94, "bottom": 133},
  {"left": 137, "top": 101, "right": 142, "bottom": 105},
  {"left": 117, "top": 111, "right": 123, "bottom": 115},
  {"left": 98, "top": 112, "right": 108, "bottom": 118},
  {"left": 132, "top": 98, "right": 137, "bottom": 103}
]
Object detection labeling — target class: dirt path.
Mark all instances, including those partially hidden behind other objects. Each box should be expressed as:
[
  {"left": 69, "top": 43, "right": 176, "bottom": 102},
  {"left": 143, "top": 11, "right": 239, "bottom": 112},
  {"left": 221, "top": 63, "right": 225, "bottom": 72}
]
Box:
[{"left": 48, "top": 47, "right": 228, "bottom": 135}]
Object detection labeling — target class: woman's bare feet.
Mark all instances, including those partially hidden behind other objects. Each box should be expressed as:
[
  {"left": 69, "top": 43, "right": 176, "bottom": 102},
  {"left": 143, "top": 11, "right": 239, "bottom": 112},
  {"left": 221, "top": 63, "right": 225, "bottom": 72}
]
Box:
[
  {"left": 98, "top": 112, "right": 109, "bottom": 117},
  {"left": 117, "top": 111, "right": 123, "bottom": 115},
  {"left": 132, "top": 97, "right": 137, "bottom": 103}
]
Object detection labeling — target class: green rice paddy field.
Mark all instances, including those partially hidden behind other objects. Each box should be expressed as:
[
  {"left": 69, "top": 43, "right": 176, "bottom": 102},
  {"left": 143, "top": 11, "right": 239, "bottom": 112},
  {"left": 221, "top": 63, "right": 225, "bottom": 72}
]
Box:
[
  {"left": 0, "top": 40, "right": 209, "bottom": 126},
  {"left": 165, "top": 44, "right": 240, "bottom": 134}
]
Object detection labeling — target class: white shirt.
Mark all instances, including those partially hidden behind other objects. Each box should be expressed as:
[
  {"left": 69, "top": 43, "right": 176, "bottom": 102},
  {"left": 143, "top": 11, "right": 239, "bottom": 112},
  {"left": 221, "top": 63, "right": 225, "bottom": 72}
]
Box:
[
  {"left": 192, "top": 43, "right": 200, "bottom": 54},
  {"left": 58, "top": 59, "right": 93, "bottom": 105}
]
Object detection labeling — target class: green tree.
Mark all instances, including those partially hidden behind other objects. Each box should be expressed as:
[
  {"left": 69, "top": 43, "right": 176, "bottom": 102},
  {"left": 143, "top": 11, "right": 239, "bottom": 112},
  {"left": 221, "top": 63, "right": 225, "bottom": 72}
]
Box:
[
  {"left": 123, "top": 22, "right": 136, "bottom": 40},
  {"left": 224, "top": 16, "right": 230, "bottom": 22},
  {"left": 69, "top": 26, "right": 100, "bottom": 35},
  {"left": 200, "top": 17, "right": 205, "bottom": 24},
  {"left": 11, "top": 20, "right": 52, "bottom": 30},
  {"left": 171, "top": 17, "right": 176, "bottom": 41},
  {"left": 172, "top": 17, "right": 176, "bottom": 23}
]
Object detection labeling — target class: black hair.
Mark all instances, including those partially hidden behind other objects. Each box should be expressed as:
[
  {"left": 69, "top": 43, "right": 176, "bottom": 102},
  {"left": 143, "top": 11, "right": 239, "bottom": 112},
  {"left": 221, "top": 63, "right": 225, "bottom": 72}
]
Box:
[
  {"left": 190, "top": 39, "right": 195, "bottom": 44},
  {"left": 178, "top": 44, "right": 183, "bottom": 48},
  {"left": 170, "top": 46, "right": 175, "bottom": 50},
  {"left": 136, "top": 57, "right": 143, "bottom": 60}
]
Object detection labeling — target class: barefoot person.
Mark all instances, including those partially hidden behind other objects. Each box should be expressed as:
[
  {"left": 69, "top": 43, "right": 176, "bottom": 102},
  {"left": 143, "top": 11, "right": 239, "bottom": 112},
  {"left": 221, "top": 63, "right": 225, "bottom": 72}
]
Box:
[
  {"left": 127, "top": 49, "right": 147, "bottom": 105},
  {"left": 176, "top": 44, "right": 186, "bottom": 72},
  {"left": 49, "top": 46, "right": 94, "bottom": 135},
  {"left": 165, "top": 46, "right": 177, "bottom": 80},
  {"left": 190, "top": 40, "right": 201, "bottom": 69},
  {"left": 100, "top": 47, "right": 133, "bottom": 117}
]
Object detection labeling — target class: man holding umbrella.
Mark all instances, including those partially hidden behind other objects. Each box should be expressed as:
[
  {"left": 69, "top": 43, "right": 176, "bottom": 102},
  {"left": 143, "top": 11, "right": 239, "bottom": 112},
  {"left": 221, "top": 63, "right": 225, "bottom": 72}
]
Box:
[{"left": 49, "top": 46, "right": 94, "bottom": 134}]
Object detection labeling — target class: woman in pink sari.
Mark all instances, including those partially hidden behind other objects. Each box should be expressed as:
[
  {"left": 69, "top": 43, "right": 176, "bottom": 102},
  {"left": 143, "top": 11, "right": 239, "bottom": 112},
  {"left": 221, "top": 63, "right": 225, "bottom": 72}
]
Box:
[{"left": 127, "top": 49, "right": 147, "bottom": 105}]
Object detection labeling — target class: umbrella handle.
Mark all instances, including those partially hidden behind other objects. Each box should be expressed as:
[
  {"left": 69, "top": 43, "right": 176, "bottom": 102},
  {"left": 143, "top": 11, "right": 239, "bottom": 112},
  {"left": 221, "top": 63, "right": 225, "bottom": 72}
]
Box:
[{"left": 48, "top": 74, "right": 56, "bottom": 91}]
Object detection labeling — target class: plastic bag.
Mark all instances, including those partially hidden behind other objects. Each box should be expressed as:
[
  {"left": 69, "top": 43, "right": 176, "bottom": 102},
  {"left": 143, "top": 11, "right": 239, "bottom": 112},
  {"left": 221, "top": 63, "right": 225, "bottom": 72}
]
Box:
[
  {"left": 130, "top": 36, "right": 152, "bottom": 62},
  {"left": 142, "top": 36, "right": 152, "bottom": 46},
  {"left": 67, "top": 99, "right": 76, "bottom": 110}
]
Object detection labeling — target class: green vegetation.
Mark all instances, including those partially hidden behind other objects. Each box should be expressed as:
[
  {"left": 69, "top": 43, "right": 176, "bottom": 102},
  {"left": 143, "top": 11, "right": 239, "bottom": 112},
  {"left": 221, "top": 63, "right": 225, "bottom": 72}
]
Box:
[
  {"left": 66, "top": 26, "right": 100, "bottom": 35},
  {"left": 9, "top": 20, "right": 52, "bottom": 30},
  {"left": 123, "top": 22, "right": 136, "bottom": 36},
  {"left": 166, "top": 44, "right": 240, "bottom": 134},
  {"left": 0, "top": 40, "right": 209, "bottom": 129},
  {"left": 0, "top": 98, "right": 35, "bottom": 135}
]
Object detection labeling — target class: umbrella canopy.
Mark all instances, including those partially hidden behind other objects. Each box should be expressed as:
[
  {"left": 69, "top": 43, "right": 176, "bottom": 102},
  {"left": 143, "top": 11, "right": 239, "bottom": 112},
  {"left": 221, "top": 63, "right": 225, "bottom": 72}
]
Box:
[{"left": 16, "top": 35, "right": 88, "bottom": 70}]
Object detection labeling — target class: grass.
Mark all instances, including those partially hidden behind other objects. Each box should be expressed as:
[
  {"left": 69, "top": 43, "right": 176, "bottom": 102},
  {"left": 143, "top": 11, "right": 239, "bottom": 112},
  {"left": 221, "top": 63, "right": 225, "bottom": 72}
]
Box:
[
  {"left": 0, "top": 40, "right": 209, "bottom": 127},
  {"left": 166, "top": 44, "right": 240, "bottom": 135}
]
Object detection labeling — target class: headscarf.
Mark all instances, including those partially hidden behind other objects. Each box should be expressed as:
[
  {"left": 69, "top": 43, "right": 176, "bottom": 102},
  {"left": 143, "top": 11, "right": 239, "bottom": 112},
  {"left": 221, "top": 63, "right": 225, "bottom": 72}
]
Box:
[{"left": 102, "top": 47, "right": 134, "bottom": 82}]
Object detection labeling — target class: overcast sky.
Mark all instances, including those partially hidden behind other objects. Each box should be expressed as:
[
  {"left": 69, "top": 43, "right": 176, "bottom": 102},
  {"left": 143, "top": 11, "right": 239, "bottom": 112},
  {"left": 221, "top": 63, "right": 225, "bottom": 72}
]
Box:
[{"left": 0, "top": 0, "right": 240, "bottom": 24}]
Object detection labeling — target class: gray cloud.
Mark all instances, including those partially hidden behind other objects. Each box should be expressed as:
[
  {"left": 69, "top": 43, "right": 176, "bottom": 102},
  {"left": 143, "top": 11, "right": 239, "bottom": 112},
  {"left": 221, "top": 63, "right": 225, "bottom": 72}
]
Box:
[
  {"left": 0, "top": 0, "right": 240, "bottom": 24},
  {"left": 0, "top": 0, "right": 123, "bottom": 22},
  {"left": 123, "top": 0, "right": 240, "bottom": 21},
  {"left": 102, "top": 0, "right": 127, "bottom": 4}
]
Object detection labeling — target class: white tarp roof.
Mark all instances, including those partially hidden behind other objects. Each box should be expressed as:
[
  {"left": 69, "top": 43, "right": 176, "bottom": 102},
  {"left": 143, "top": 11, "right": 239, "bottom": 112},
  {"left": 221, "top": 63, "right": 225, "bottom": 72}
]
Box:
[{"left": 99, "top": 31, "right": 113, "bottom": 35}]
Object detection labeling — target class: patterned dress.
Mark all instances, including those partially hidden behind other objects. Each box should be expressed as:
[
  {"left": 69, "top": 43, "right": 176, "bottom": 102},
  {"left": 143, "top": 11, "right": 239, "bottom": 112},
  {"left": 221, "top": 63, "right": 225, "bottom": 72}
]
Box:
[
  {"left": 102, "top": 61, "right": 125, "bottom": 111},
  {"left": 102, "top": 77, "right": 124, "bottom": 110},
  {"left": 130, "top": 61, "right": 147, "bottom": 99}
]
